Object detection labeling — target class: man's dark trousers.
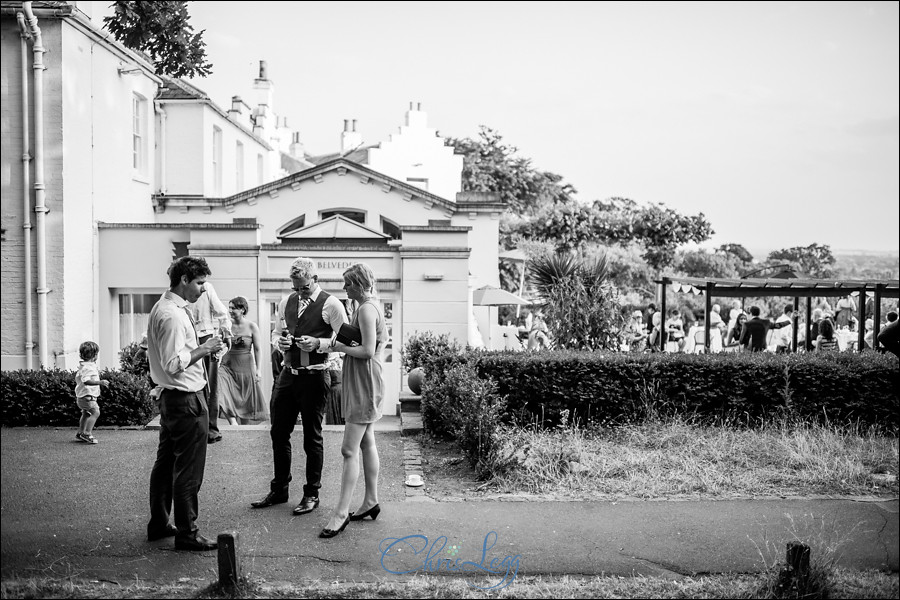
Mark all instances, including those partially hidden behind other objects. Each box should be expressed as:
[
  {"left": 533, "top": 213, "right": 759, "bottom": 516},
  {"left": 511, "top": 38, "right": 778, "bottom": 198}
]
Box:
[
  {"left": 198, "top": 334, "right": 220, "bottom": 440},
  {"left": 268, "top": 368, "right": 329, "bottom": 498},
  {"left": 148, "top": 388, "right": 209, "bottom": 536}
]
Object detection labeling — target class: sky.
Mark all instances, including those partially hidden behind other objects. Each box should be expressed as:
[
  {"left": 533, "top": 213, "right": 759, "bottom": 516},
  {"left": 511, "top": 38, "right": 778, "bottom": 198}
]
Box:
[{"left": 101, "top": 1, "right": 899, "bottom": 256}]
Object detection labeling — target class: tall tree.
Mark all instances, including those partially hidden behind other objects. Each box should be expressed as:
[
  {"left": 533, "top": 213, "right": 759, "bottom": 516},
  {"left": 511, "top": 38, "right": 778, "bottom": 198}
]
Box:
[
  {"left": 716, "top": 243, "right": 754, "bottom": 266},
  {"left": 767, "top": 244, "right": 836, "bottom": 279},
  {"left": 103, "top": 1, "right": 212, "bottom": 78}
]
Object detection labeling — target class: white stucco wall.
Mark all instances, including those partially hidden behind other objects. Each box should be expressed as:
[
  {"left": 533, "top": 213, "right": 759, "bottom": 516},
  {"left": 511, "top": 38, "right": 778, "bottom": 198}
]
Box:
[
  {"left": 159, "top": 103, "right": 204, "bottom": 196},
  {"left": 366, "top": 106, "right": 463, "bottom": 202}
]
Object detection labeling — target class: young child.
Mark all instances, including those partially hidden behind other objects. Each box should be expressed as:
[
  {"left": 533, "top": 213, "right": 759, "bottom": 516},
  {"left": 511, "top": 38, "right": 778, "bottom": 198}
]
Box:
[{"left": 75, "top": 341, "right": 109, "bottom": 444}]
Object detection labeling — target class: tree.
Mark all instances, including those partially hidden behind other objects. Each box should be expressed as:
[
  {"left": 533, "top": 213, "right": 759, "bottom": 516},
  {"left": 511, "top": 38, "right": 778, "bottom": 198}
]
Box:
[
  {"left": 716, "top": 243, "right": 754, "bottom": 266},
  {"left": 673, "top": 249, "right": 741, "bottom": 279},
  {"left": 767, "top": 244, "right": 836, "bottom": 279},
  {"left": 528, "top": 251, "right": 625, "bottom": 351},
  {"left": 103, "top": 1, "right": 212, "bottom": 78},
  {"left": 446, "top": 126, "right": 576, "bottom": 217}
]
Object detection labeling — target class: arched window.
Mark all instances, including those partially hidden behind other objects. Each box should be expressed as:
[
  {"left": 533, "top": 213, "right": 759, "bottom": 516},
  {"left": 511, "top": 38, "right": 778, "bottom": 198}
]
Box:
[
  {"left": 381, "top": 216, "right": 401, "bottom": 240},
  {"left": 320, "top": 209, "right": 365, "bottom": 224}
]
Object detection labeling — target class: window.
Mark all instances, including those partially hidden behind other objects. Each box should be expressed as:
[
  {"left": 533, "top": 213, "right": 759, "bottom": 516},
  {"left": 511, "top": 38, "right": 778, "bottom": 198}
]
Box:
[
  {"left": 381, "top": 216, "right": 401, "bottom": 240},
  {"left": 132, "top": 94, "right": 148, "bottom": 176},
  {"left": 118, "top": 293, "right": 158, "bottom": 348},
  {"left": 321, "top": 209, "right": 365, "bottom": 224},
  {"left": 235, "top": 140, "right": 244, "bottom": 191},
  {"left": 212, "top": 126, "right": 223, "bottom": 196}
]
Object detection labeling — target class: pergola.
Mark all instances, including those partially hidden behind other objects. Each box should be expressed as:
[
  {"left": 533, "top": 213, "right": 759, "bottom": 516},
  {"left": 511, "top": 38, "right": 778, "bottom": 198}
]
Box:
[{"left": 654, "top": 277, "right": 900, "bottom": 352}]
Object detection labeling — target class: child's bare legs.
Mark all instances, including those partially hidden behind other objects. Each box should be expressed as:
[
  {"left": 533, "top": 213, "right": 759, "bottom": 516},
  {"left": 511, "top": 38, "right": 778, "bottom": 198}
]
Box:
[{"left": 79, "top": 404, "right": 100, "bottom": 436}]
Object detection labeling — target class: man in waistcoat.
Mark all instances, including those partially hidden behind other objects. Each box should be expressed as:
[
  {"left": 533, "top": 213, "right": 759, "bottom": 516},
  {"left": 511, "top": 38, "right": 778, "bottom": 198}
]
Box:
[{"left": 251, "top": 257, "right": 348, "bottom": 515}]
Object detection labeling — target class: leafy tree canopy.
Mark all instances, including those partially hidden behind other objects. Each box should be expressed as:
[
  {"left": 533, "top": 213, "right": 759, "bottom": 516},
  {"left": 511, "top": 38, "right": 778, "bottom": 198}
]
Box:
[
  {"left": 716, "top": 243, "right": 754, "bottom": 265},
  {"left": 767, "top": 243, "right": 836, "bottom": 279},
  {"left": 103, "top": 1, "right": 212, "bottom": 78}
]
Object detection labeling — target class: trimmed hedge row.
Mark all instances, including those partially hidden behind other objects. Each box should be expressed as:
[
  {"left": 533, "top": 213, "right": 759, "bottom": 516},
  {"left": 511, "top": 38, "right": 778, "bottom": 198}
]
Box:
[
  {"left": 423, "top": 350, "right": 899, "bottom": 432},
  {"left": 1, "top": 368, "right": 155, "bottom": 427}
]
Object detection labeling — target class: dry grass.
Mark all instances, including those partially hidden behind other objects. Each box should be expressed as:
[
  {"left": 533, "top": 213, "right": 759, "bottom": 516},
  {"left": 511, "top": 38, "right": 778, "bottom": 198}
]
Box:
[
  {"left": 2, "top": 569, "right": 896, "bottom": 599},
  {"left": 473, "top": 417, "right": 899, "bottom": 500}
]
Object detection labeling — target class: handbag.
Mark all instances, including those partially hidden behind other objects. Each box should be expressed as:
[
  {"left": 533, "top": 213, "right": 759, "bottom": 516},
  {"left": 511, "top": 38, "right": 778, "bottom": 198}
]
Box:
[{"left": 336, "top": 323, "right": 362, "bottom": 347}]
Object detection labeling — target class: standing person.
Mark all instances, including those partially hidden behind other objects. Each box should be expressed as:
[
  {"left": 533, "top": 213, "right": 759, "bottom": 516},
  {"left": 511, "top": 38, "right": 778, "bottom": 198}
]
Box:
[
  {"left": 217, "top": 296, "right": 269, "bottom": 425},
  {"left": 773, "top": 304, "right": 795, "bottom": 354},
  {"left": 644, "top": 303, "right": 657, "bottom": 336},
  {"left": 725, "top": 300, "right": 743, "bottom": 341},
  {"left": 834, "top": 294, "right": 857, "bottom": 330},
  {"left": 189, "top": 280, "right": 232, "bottom": 444},
  {"left": 251, "top": 257, "right": 348, "bottom": 516},
  {"left": 320, "top": 263, "right": 387, "bottom": 538},
  {"left": 739, "top": 305, "right": 794, "bottom": 352},
  {"left": 74, "top": 341, "right": 109, "bottom": 445},
  {"left": 146, "top": 256, "right": 224, "bottom": 551}
]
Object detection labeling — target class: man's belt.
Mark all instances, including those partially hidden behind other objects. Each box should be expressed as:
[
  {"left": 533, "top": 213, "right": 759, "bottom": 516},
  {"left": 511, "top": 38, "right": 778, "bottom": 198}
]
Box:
[{"left": 288, "top": 367, "right": 324, "bottom": 376}]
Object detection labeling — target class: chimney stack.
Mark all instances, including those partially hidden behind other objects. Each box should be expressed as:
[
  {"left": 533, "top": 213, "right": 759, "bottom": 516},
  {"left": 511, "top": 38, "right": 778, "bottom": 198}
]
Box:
[
  {"left": 341, "top": 118, "right": 363, "bottom": 154},
  {"left": 405, "top": 100, "right": 427, "bottom": 128}
]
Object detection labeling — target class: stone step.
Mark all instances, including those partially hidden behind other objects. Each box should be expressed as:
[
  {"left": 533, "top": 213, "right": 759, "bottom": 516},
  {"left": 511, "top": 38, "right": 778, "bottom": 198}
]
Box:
[{"left": 400, "top": 412, "right": 423, "bottom": 437}]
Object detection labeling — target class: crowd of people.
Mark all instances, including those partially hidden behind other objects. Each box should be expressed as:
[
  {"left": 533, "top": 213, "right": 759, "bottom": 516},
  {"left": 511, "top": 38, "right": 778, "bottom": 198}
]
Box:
[{"left": 632, "top": 296, "right": 900, "bottom": 355}]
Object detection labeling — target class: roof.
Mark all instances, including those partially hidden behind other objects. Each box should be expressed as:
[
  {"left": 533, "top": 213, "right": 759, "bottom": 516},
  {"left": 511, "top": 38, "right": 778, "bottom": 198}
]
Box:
[
  {"left": 658, "top": 276, "right": 900, "bottom": 298},
  {"left": 305, "top": 145, "right": 377, "bottom": 165}
]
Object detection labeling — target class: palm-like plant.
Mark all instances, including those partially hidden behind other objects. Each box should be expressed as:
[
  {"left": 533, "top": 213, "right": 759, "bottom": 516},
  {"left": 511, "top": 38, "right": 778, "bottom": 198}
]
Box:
[{"left": 527, "top": 251, "right": 622, "bottom": 351}]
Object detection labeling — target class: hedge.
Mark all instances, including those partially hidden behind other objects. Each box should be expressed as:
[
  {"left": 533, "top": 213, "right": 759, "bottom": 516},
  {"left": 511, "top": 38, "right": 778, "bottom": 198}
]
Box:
[
  {"left": 420, "top": 349, "right": 899, "bottom": 433},
  {"left": 1, "top": 368, "right": 155, "bottom": 427}
]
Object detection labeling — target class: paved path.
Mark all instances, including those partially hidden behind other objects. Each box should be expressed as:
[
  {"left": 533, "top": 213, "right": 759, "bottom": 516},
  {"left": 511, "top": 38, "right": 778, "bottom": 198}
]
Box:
[{"left": 1, "top": 426, "right": 897, "bottom": 589}]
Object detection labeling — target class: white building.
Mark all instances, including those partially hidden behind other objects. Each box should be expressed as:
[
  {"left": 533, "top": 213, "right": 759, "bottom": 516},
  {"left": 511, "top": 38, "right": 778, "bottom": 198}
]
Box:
[{"left": 1, "top": 1, "right": 505, "bottom": 415}]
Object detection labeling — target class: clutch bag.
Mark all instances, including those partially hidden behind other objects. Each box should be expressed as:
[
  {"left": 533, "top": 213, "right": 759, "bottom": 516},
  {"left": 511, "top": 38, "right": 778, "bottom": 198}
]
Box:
[{"left": 336, "top": 323, "right": 362, "bottom": 347}]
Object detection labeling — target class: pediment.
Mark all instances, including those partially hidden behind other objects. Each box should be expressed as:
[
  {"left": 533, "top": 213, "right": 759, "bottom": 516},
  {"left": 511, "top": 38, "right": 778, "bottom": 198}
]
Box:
[{"left": 280, "top": 214, "right": 390, "bottom": 241}]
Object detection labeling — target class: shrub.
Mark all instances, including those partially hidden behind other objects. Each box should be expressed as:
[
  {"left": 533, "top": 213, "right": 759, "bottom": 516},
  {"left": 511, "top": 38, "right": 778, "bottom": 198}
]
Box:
[
  {"left": 119, "top": 341, "right": 150, "bottom": 381},
  {"left": 401, "top": 330, "right": 462, "bottom": 372},
  {"left": 0, "top": 368, "right": 154, "bottom": 427},
  {"left": 420, "top": 362, "right": 506, "bottom": 478}
]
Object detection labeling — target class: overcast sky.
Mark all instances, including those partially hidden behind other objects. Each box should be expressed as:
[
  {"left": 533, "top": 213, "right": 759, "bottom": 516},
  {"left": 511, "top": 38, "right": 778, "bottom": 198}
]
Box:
[{"left": 103, "top": 1, "right": 899, "bottom": 255}]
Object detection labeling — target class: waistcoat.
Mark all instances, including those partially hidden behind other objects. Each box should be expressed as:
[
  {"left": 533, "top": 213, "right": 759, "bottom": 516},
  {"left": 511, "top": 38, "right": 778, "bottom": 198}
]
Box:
[{"left": 284, "top": 291, "right": 333, "bottom": 367}]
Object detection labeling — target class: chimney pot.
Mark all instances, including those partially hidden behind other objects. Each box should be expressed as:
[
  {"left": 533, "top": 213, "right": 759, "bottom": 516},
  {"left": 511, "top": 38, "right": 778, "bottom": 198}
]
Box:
[
  {"left": 417, "top": 102, "right": 422, "bottom": 110},
  {"left": 409, "top": 101, "right": 414, "bottom": 110},
  {"left": 352, "top": 119, "right": 357, "bottom": 132},
  {"left": 343, "top": 119, "right": 349, "bottom": 132},
  {"left": 259, "top": 60, "right": 267, "bottom": 79}
]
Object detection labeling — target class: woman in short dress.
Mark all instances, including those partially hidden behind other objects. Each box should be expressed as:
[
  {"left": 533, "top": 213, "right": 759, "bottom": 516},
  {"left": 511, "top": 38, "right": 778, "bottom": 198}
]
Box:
[
  {"left": 217, "top": 296, "right": 269, "bottom": 425},
  {"left": 319, "top": 263, "right": 386, "bottom": 538}
]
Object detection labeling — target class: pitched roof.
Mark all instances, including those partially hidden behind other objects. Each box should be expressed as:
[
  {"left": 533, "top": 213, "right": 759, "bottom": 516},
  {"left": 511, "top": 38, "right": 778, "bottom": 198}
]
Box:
[
  {"left": 156, "top": 76, "right": 210, "bottom": 101},
  {"left": 280, "top": 214, "right": 390, "bottom": 242}
]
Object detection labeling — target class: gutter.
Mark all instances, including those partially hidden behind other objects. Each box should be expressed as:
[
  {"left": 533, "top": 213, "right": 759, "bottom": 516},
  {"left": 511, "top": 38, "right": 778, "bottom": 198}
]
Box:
[{"left": 16, "top": 11, "right": 33, "bottom": 369}]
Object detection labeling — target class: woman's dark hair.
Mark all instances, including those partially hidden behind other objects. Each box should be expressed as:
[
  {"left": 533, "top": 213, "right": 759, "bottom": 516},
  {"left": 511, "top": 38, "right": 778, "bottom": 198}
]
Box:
[
  {"left": 167, "top": 256, "right": 211, "bottom": 288},
  {"left": 819, "top": 318, "right": 835, "bottom": 339},
  {"left": 230, "top": 296, "right": 249, "bottom": 315}
]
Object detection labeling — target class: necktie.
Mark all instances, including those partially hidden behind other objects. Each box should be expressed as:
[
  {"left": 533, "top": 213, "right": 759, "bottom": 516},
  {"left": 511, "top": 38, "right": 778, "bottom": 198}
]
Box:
[{"left": 298, "top": 297, "right": 311, "bottom": 319}]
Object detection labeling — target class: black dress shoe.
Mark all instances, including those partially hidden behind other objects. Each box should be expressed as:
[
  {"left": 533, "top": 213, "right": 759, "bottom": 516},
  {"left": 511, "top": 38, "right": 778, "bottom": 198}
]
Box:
[
  {"left": 147, "top": 523, "right": 178, "bottom": 541},
  {"left": 250, "top": 491, "right": 289, "bottom": 509},
  {"left": 319, "top": 516, "right": 351, "bottom": 538},
  {"left": 292, "top": 496, "right": 320, "bottom": 515},
  {"left": 349, "top": 504, "right": 381, "bottom": 521},
  {"left": 208, "top": 435, "right": 222, "bottom": 444},
  {"left": 174, "top": 533, "right": 217, "bottom": 551}
]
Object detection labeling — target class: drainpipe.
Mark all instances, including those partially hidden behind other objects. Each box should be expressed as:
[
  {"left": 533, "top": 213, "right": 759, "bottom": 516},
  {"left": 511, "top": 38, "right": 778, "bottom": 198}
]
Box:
[
  {"left": 17, "top": 11, "right": 34, "bottom": 369},
  {"left": 23, "top": 2, "right": 49, "bottom": 368},
  {"left": 154, "top": 100, "right": 167, "bottom": 194}
]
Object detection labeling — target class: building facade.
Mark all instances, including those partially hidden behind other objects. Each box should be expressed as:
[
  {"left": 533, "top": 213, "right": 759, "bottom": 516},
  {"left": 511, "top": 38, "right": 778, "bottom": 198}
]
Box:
[{"left": 1, "top": 1, "right": 505, "bottom": 415}]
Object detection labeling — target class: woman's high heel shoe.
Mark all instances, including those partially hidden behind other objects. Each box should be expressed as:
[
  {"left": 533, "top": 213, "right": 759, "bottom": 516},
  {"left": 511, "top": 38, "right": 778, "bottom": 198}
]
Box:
[
  {"left": 319, "top": 515, "right": 351, "bottom": 539},
  {"left": 349, "top": 504, "right": 381, "bottom": 521}
]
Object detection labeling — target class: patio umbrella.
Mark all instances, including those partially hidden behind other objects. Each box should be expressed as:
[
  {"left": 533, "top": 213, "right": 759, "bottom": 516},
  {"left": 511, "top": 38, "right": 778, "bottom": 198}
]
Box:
[{"left": 473, "top": 285, "right": 530, "bottom": 306}]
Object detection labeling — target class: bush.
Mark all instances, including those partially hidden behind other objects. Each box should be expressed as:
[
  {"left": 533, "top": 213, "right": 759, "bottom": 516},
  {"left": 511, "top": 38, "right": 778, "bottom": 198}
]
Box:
[
  {"left": 401, "top": 330, "right": 463, "bottom": 373},
  {"left": 470, "top": 350, "right": 899, "bottom": 432},
  {"left": 1, "top": 368, "right": 154, "bottom": 427},
  {"left": 119, "top": 341, "right": 150, "bottom": 381},
  {"left": 420, "top": 362, "right": 506, "bottom": 478}
]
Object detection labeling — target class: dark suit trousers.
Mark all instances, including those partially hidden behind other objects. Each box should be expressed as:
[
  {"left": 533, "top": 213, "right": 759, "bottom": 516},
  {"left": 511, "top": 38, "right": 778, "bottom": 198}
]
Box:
[
  {"left": 198, "top": 334, "right": 220, "bottom": 439},
  {"left": 269, "top": 368, "right": 329, "bottom": 498},
  {"left": 148, "top": 389, "right": 209, "bottom": 536}
]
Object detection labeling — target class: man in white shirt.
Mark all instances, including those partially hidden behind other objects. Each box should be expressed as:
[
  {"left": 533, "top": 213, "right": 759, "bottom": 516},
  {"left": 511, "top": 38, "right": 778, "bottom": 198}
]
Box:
[
  {"left": 774, "top": 304, "right": 794, "bottom": 353},
  {"left": 251, "top": 257, "right": 348, "bottom": 516},
  {"left": 189, "top": 281, "right": 232, "bottom": 444},
  {"left": 146, "top": 256, "right": 224, "bottom": 551}
]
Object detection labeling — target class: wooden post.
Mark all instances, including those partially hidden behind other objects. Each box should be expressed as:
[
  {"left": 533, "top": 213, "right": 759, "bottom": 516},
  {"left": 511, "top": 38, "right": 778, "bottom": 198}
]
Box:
[
  {"left": 792, "top": 296, "right": 799, "bottom": 352},
  {"left": 704, "top": 283, "right": 713, "bottom": 352},
  {"left": 805, "top": 298, "right": 812, "bottom": 352},
  {"left": 857, "top": 289, "right": 866, "bottom": 352},
  {"left": 217, "top": 531, "right": 241, "bottom": 589},
  {"left": 659, "top": 278, "right": 668, "bottom": 352},
  {"left": 873, "top": 284, "right": 884, "bottom": 350}
]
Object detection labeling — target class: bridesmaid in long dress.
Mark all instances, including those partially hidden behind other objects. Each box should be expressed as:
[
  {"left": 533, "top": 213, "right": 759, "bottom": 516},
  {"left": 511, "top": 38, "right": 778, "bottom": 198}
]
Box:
[
  {"left": 217, "top": 296, "right": 269, "bottom": 425},
  {"left": 319, "top": 263, "right": 386, "bottom": 538}
]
